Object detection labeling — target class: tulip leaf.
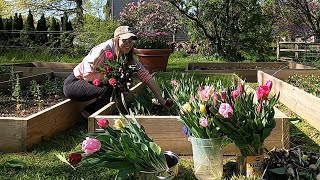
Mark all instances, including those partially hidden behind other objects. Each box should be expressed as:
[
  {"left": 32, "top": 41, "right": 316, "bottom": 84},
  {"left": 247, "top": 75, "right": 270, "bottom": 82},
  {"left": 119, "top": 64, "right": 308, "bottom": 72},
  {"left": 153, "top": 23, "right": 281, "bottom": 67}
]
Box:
[
  {"left": 4, "top": 159, "right": 26, "bottom": 169},
  {"left": 148, "top": 142, "right": 162, "bottom": 155}
]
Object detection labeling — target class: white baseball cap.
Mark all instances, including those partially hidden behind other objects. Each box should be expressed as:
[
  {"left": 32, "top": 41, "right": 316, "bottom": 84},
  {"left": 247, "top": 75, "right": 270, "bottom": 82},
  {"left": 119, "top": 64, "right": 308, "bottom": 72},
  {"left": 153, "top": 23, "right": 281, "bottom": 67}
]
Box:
[{"left": 114, "top": 26, "right": 137, "bottom": 39}]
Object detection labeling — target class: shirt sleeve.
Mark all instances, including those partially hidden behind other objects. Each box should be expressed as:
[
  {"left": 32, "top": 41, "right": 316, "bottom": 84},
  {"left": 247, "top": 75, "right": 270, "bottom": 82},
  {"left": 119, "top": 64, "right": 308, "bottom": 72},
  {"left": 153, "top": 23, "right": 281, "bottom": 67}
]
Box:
[{"left": 74, "top": 41, "right": 114, "bottom": 81}]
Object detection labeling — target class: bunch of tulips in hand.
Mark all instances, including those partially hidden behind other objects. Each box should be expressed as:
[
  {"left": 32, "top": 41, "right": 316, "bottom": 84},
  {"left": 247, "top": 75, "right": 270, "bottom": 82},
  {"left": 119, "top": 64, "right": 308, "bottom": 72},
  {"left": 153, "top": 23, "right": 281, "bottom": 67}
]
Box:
[{"left": 93, "top": 50, "right": 138, "bottom": 94}]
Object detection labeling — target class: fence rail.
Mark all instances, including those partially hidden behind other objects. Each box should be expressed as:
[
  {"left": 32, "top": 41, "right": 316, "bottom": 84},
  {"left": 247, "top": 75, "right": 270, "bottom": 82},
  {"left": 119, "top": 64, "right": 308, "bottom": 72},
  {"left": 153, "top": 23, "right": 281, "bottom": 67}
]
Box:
[{"left": 276, "top": 39, "right": 320, "bottom": 60}]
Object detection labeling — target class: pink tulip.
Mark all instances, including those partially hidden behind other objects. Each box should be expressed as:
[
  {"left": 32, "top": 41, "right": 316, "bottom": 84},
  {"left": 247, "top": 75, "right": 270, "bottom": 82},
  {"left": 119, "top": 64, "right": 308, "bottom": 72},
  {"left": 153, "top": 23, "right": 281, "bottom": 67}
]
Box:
[
  {"left": 256, "top": 85, "right": 270, "bottom": 100},
  {"left": 220, "top": 91, "right": 227, "bottom": 101},
  {"left": 97, "top": 118, "right": 109, "bottom": 128},
  {"left": 104, "top": 66, "right": 112, "bottom": 75},
  {"left": 171, "top": 79, "right": 177, "bottom": 86},
  {"left": 237, "top": 82, "right": 244, "bottom": 94},
  {"left": 257, "top": 103, "right": 262, "bottom": 113},
  {"left": 105, "top": 51, "right": 113, "bottom": 59},
  {"left": 92, "top": 79, "right": 101, "bottom": 86},
  {"left": 198, "top": 86, "right": 214, "bottom": 101},
  {"left": 219, "top": 103, "right": 233, "bottom": 118},
  {"left": 82, "top": 137, "right": 101, "bottom": 154},
  {"left": 199, "top": 117, "right": 208, "bottom": 127},
  {"left": 109, "top": 78, "right": 117, "bottom": 86},
  {"left": 265, "top": 80, "right": 273, "bottom": 91},
  {"left": 232, "top": 89, "right": 240, "bottom": 99},
  {"left": 189, "top": 95, "right": 195, "bottom": 102}
]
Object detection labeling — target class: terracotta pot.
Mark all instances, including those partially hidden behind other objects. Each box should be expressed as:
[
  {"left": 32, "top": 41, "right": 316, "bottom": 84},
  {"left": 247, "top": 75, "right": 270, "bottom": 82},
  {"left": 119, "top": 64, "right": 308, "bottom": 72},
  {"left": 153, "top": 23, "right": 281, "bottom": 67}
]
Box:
[{"left": 135, "top": 49, "right": 172, "bottom": 72}]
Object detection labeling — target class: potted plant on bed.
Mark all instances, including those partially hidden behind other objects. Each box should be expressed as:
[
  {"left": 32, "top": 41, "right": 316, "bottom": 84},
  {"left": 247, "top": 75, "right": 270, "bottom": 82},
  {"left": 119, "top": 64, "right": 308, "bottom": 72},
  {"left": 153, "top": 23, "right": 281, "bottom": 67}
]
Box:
[{"left": 119, "top": 0, "right": 182, "bottom": 72}]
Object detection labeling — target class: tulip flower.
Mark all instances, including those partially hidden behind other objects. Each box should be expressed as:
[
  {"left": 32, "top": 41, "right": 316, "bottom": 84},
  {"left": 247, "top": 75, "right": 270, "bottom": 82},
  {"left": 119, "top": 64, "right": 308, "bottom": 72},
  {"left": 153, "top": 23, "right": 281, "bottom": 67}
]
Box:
[
  {"left": 256, "top": 85, "right": 270, "bottom": 100},
  {"left": 92, "top": 79, "right": 101, "bottom": 86},
  {"left": 200, "top": 104, "right": 206, "bottom": 113},
  {"left": 182, "top": 102, "right": 192, "bottom": 112},
  {"left": 199, "top": 117, "right": 208, "bottom": 127},
  {"left": 97, "top": 118, "right": 109, "bottom": 128},
  {"left": 265, "top": 80, "right": 273, "bottom": 91},
  {"left": 68, "top": 153, "right": 82, "bottom": 166},
  {"left": 105, "top": 51, "right": 113, "bottom": 59},
  {"left": 109, "top": 78, "right": 117, "bottom": 86},
  {"left": 113, "top": 119, "right": 124, "bottom": 129},
  {"left": 171, "top": 79, "right": 177, "bottom": 87},
  {"left": 82, "top": 137, "right": 101, "bottom": 154},
  {"left": 219, "top": 103, "right": 233, "bottom": 118},
  {"left": 232, "top": 89, "right": 240, "bottom": 99}
]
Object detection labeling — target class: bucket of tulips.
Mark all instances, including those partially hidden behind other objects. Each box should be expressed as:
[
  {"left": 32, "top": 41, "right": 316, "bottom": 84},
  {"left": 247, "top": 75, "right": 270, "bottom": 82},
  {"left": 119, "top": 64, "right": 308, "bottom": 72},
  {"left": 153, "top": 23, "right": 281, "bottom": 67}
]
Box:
[{"left": 208, "top": 80, "right": 279, "bottom": 177}]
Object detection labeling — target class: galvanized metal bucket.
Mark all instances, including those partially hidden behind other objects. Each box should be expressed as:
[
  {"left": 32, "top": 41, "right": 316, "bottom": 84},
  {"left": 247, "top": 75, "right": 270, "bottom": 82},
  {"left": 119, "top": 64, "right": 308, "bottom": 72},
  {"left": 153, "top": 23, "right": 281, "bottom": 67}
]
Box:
[{"left": 135, "top": 151, "right": 179, "bottom": 180}]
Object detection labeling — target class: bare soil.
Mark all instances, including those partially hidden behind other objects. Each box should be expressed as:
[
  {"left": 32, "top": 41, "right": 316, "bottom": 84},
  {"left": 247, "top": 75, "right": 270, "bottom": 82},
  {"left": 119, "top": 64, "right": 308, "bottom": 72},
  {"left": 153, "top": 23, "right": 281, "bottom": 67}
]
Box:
[{"left": 0, "top": 95, "right": 65, "bottom": 117}]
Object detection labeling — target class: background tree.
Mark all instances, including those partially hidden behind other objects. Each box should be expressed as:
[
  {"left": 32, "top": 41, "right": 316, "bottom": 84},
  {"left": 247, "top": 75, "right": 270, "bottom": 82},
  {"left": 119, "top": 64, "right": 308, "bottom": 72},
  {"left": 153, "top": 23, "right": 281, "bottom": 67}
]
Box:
[
  {"left": 120, "top": 1, "right": 183, "bottom": 35},
  {"left": 24, "top": 10, "right": 36, "bottom": 43},
  {"left": 168, "top": 0, "right": 275, "bottom": 61},
  {"left": 48, "top": 17, "right": 60, "bottom": 48},
  {"left": 36, "top": 14, "right": 48, "bottom": 45},
  {"left": 276, "top": 0, "right": 320, "bottom": 39},
  {"left": 0, "top": 15, "right": 5, "bottom": 45},
  {"left": 60, "top": 12, "right": 74, "bottom": 49},
  {"left": 14, "top": 0, "right": 83, "bottom": 30}
]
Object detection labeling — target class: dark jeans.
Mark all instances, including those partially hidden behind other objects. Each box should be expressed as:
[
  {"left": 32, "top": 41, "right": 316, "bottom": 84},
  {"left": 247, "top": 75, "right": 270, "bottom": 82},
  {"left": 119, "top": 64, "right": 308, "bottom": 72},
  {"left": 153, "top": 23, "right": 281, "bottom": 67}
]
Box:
[{"left": 63, "top": 73, "right": 112, "bottom": 113}]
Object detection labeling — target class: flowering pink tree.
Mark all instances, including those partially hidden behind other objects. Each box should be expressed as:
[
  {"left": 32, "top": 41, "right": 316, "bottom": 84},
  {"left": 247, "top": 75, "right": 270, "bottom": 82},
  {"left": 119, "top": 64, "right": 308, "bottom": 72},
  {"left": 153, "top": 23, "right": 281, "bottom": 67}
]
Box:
[
  {"left": 119, "top": 0, "right": 182, "bottom": 34},
  {"left": 276, "top": 0, "right": 320, "bottom": 37}
]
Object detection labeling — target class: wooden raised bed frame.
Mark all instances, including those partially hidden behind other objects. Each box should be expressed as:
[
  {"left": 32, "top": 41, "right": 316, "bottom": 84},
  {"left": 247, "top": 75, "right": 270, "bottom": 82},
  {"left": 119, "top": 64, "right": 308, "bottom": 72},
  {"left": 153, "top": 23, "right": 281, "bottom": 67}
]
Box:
[
  {"left": 258, "top": 70, "right": 320, "bottom": 131},
  {"left": 1, "top": 62, "right": 76, "bottom": 76},
  {"left": 88, "top": 82, "right": 290, "bottom": 156},
  {"left": 0, "top": 71, "right": 92, "bottom": 152},
  {"left": 185, "top": 62, "right": 317, "bottom": 82}
]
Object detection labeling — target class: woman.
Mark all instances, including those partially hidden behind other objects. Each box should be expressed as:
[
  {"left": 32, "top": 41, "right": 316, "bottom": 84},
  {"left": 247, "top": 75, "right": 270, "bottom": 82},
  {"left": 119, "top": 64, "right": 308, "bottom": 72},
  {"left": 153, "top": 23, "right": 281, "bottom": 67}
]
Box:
[{"left": 63, "top": 26, "right": 173, "bottom": 117}]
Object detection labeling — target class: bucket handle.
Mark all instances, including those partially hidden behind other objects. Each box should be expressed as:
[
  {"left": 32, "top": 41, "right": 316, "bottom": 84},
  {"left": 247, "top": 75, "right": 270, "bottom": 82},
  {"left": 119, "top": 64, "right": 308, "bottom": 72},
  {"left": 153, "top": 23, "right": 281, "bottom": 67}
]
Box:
[{"left": 157, "top": 170, "right": 175, "bottom": 180}]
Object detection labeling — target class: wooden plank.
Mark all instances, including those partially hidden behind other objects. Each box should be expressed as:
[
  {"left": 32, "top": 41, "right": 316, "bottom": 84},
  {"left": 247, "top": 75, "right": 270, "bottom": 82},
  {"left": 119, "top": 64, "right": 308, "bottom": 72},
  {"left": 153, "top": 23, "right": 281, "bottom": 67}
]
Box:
[
  {"left": 184, "top": 69, "right": 258, "bottom": 82},
  {"left": 13, "top": 67, "right": 72, "bottom": 76},
  {"left": 31, "top": 62, "right": 78, "bottom": 69},
  {"left": 92, "top": 115, "right": 288, "bottom": 156},
  {"left": 0, "top": 72, "right": 53, "bottom": 92},
  {"left": 0, "top": 118, "right": 27, "bottom": 152},
  {"left": 26, "top": 99, "right": 92, "bottom": 148},
  {"left": 258, "top": 70, "right": 320, "bottom": 131},
  {"left": 263, "top": 69, "right": 320, "bottom": 80},
  {"left": 88, "top": 82, "right": 147, "bottom": 133},
  {"left": 0, "top": 71, "right": 23, "bottom": 81}
]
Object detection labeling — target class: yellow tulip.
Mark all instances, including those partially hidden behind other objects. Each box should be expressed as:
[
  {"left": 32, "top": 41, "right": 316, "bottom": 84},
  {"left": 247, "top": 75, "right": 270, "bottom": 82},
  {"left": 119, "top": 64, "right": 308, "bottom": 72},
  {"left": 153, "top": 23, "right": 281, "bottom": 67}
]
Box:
[
  {"left": 200, "top": 104, "right": 206, "bottom": 113},
  {"left": 183, "top": 103, "right": 192, "bottom": 112},
  {"left": 113, "top": 119, "right": 124, "bottom": 129}
]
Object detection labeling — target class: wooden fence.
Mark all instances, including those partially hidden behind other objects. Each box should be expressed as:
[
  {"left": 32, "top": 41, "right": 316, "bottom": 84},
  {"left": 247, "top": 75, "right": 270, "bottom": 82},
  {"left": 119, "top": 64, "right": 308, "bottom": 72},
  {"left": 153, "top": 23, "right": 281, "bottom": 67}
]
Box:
[{"left": 276, "top": 39, "right": 320, "bottom": 60}]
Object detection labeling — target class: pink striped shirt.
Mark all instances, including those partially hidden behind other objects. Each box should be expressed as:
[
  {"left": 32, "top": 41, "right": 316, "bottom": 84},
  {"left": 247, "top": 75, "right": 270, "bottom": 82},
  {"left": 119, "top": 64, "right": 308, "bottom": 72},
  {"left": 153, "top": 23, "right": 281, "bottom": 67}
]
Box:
[{"left": 73, "top": 39, "right": 152, "bottom": 83}]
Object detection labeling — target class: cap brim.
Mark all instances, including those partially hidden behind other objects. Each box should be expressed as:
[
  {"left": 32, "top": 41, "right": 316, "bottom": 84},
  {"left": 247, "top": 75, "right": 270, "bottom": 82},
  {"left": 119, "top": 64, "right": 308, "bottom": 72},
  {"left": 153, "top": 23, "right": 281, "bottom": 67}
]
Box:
[{"left": 119, "top": 33, "right": 137, "bottom": 40}]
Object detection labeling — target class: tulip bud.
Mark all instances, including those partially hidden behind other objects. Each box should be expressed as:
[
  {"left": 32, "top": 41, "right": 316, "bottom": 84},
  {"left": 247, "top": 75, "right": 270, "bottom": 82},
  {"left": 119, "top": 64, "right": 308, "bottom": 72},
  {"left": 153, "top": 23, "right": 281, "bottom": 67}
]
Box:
[
  {"left": 220, "top": 91, "right": 227, "bottom": 101},
  {"left": 237, "top": 82, "right": 244, "bottom": 94},
  {"left": 257, "top": 103, "right": 262, "bottom": 113},
  {"left": 265, "top": 80, "right": 273, "bottom": 91},
  {"left": 199, "top": 104, "right": 206, "bottom": 113},
  {"left": 68, "top": 153, "right": 82, "bottom": 166}
]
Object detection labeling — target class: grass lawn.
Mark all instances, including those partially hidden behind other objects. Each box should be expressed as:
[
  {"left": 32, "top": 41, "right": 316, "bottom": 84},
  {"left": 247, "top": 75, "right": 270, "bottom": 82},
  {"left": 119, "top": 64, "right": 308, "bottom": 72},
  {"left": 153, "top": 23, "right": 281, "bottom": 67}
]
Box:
[{"left": 0, "top": 50, "right": 319, "bottom": 179}]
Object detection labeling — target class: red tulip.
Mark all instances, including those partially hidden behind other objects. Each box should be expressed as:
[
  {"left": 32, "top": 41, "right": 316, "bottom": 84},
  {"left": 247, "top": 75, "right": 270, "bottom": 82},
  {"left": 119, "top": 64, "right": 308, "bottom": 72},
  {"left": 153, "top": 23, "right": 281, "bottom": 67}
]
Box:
[{"left": 68, "top": 153, "right": 82, "bottom": 166}]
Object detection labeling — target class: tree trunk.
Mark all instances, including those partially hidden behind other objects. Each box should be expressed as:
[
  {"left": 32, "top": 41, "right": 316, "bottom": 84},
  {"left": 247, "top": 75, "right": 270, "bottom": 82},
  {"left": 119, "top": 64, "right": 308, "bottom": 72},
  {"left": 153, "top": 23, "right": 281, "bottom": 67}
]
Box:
[{"left": 75, "top": 0, "right": 83, "bottom": 30}]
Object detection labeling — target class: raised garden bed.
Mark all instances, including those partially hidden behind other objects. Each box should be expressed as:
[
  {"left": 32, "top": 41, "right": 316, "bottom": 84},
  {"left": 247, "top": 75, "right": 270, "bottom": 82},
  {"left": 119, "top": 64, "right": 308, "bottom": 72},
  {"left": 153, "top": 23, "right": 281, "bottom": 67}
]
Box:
[
  {"left": 0, "top": 71, "right": 93, "bottom": 152},
  {"left": 258, "top": 70, "right": 320, "bottom": 132},
  {"left": 88, "top": 74, "right": 290, "bottom": 156},
  {"left": 1, "top": 62, "right": 76, "bottom": 76},
  {"left": 185, "top": 62, "right": 317, "bottom": 82}
]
